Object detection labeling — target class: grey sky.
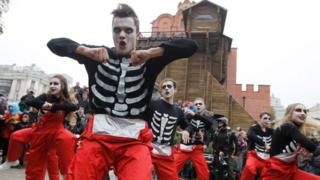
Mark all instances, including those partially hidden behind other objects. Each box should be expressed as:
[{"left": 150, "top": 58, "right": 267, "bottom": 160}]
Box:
[{"left": 0, "top": 0, "right": 319, "bottom": 108}]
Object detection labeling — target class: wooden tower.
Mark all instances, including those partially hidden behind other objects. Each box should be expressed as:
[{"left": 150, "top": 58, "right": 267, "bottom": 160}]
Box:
[{"left": 138, "top": 0, "right": 254, "bottom": 129}]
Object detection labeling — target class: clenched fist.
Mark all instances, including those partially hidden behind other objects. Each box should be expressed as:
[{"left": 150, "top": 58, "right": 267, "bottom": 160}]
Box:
[{"left": 76, "top": 46, "right": 109, "bottom": 63}]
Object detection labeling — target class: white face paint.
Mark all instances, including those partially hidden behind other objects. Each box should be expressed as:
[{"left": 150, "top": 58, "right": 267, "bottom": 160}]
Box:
[
  {"left": 194, "top": 99, "right": 205, "bottom": 114},
  {"left": 160, "top": 81, "right": 175, "bottom": 101},
  {"left": 292, "top": 104, "right": 307, "bottom": 125},
  {"left": 112, "top": 17, "right": 137, "bottom": 56},
  {"left": 49, "top": 77, "right": 62, "bottom": 96},
  {"left": 259, "top": 114, "right": 271, "bottom": 128}
]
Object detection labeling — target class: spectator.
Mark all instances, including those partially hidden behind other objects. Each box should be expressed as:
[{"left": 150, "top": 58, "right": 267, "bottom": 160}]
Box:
[
  {"left": 65, "top": 112, "right": 83, "bottom": 136},
  {"left": 19, "top": 89, "right": 35, "bottom": 112}
]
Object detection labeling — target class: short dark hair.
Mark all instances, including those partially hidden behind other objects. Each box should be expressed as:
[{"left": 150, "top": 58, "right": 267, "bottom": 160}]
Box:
[
  {"left": 259, "top": 112, "right": 271, "bottom": 118},
  {"left": 111, "top": 4, "right": 139, "bottom": 32}
]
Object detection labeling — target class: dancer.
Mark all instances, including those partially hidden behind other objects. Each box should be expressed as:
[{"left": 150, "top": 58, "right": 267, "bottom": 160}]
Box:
[
  {"left": 240, "top": 112, "right": 273, "bottom": 180},
  {"left": 47, "top": 3, "right": 198, "bottom": 180},
  {"left": 261, "top": 103, "right": 320, "bottom": 180},
  {"left": 148, "top": 78, "right": 190, "bottom": 180},
  {"left": 174, "top": 98, "right": 213, "bottom": 180},
  {"left": 0, "top": 74, "right": 78, "bottom": 180}
]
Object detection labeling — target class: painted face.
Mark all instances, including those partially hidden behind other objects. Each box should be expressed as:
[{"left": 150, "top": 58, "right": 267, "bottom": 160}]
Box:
[
  {"left": 49, "top": 77, "right": 62, "bottom": 96},
  {"left": 160, "top": 81, "right": 175, "bottom": 99},
  {"left": 194, "top": 99, "right": 205, "bottom": 114},
  {"left": 112, "top": 17, "right": 137, "bottom": 56},
  {"left": 259, "top": 114, "right": 271, "bottom": 128},
  {"left": 292, "top": 104, "right": 307, "bottom": 125}
]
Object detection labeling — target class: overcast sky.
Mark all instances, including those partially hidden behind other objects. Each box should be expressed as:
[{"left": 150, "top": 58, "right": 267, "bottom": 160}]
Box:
[{"left": 0, "top": 0, "right": 319, "bottom": 108}]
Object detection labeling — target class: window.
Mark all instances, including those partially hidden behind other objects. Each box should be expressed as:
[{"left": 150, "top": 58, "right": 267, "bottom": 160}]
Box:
[{"left": 193, "top": 14, "right": 214, "bottom": 20}]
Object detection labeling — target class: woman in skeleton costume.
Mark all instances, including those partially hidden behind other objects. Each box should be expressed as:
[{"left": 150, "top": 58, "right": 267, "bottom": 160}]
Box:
[
  {"left": 174, "top": 98, "right": 214, "bottom": 180},
  {"left": 261, "top": 103, "right": 320, "bottom": 180},
  {"left": 7, "top": 74, "right": 77, "bottom": 180},
  {"left": 47, "top": 4, "right": 198, "bottom": 180},
  {"left": 240, "top": 112, "right": 273, "bottom": 180},
  {"left": 148, "top": 78, "right": 191, "bottom": 180}
]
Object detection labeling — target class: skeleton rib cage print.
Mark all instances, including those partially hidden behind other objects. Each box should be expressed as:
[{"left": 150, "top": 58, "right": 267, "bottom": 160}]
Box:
[
  {"left": 91, "top": 58, "right": 147, "bottom": 117},
  {"left": 151, "top": 110, "right": 178, "bottom": 145}
]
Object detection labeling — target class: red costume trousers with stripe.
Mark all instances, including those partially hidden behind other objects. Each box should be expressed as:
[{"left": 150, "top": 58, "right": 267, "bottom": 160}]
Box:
[
  {"left": 152, "top": 152, "right": 179, "bottom": 180},
  {"left": 65, "top": 115, "right": 154, "bottom": 180},
  {"left": 240, "top": 150, "right": 267, "bottom": 180},
  {"left": 174, "top": 145, "right": 209, "bottom": 180},
  {"left": 25, "top": 112, "right": 76, "bottom": 180},
  {"left": 7, "top": 128, "right": 59, "bottom": 180},
  {"left": 261, "top": 156, "right": 320, "bottom": 180}
]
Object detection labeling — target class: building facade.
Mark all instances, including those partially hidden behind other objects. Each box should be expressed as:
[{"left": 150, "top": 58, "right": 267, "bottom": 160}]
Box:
[
  {"left": 0, "top": 64, "right": 73, "bottom": 103},
  {"left": 0, "top": 0, "right": 9, "bottom": 34},
  {"left": 270, "top": 94, "right": 285, "bottom": 120}
]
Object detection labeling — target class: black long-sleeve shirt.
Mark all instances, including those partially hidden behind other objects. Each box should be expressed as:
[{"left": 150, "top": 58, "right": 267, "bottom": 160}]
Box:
[
  {"left": 47, "top": 38, "right": 198, "bottom": 120},
  {"left": 26, "top": 93, "right": 77, "bottom": 113},
  {"left": 182, "top": 113, "right": 213, "bottom": 145},
  {"left": 247, "top": 124, "right": 273, "bottom": 153},
  {"left": 270, "top": 122, "right": 317, "bottom": 156},
  {"left": 147, "top": 98, "right": 190, "bottom": 146},
  {"left": 211, "top": 128, "right": 238, "bottom": 156}
]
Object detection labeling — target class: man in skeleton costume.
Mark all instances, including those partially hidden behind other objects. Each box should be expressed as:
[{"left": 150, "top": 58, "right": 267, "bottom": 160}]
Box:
[
  {"left": 240, "top": 112, "right": 273, "bottom": 180},
  {"left": 148, "top": 78, "right": 190, "bottom": 180},
  {"left": 174, "top": 98, "right": 214, "bottom": 180},
  {"left": 261, "top": 103, "right": 320, "bottom": 180},
  {"left": 47, "top": 4, "right": 198, "bottom": 180}
]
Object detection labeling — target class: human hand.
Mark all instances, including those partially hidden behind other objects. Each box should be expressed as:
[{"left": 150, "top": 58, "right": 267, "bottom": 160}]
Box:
[
  {"left": 219, "top": 151, "right": 224, "bottom": 156},
  {"left": 76, "top": 46, "right": 109, "bottom": 63},
  {"left": 265, "top": 144, "right": 271, "bottom": 152},
  {"left": 42, "top": 102, "right": 53, "bottom": 110},
  {"left": 182, "top": 130, "right": 190, "bottom": 144},
  {"left": 131, "top": 50, "right": 150, "bottom": 65},
  {"left": 131, "top": 47, "right": 164, "bottom": 66}
]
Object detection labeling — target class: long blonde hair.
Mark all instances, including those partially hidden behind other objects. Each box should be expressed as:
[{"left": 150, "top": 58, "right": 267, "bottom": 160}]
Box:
[
  {"left": 275, "top": 103, "right": 320, "bottom": 136},
  {"left": 275, "top": 103, "right": 305, "bottom": 134}
]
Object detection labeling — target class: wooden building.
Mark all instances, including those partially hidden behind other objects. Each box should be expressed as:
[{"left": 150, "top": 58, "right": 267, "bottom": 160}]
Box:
[{"left": 138, "top": 0, "right": 254, "bottom": 129}]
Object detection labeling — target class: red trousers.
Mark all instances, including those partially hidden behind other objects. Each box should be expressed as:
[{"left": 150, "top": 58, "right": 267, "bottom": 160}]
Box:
[
  {"left": 8, "top": 128, "right": 60, "bottom": 180},
  {"left": 152, "top": 153, "right": 178, "bottom": 180},
  {"left": 65, "top": 115, "right": 154, "bottom": 180},
  {"left": 174, "top": 145, "right": 209, "bottom": 180},
  {"left": 240, "top": 150, "right": 267, "bottom": 180},
  {"left": 261, "top": 157, "right": 320, "bottom": 180},
  {"left": 25, "top": 112, "right": 76, "bottom": 180}
]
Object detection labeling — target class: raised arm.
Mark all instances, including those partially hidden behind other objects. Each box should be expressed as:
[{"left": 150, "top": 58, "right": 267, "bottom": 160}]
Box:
[
  {"left": 133, "top": 38, "right": 198, "bottom": 66},
  {"left": 25, "top": 93, "right": 47, "bottom": 110},
  {"left": 47, "top": 37, "right": 109, "bottom": 64}
]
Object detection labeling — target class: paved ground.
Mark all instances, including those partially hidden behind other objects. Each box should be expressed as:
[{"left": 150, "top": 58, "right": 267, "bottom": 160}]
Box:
[{"left": 0, "top": 168, "right": 30, "bottom": 180}]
